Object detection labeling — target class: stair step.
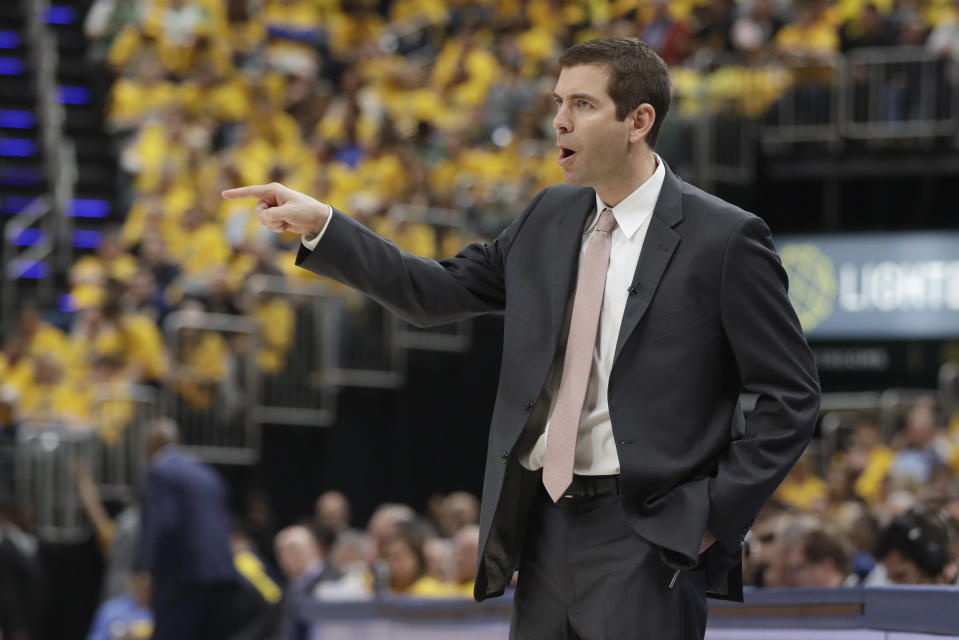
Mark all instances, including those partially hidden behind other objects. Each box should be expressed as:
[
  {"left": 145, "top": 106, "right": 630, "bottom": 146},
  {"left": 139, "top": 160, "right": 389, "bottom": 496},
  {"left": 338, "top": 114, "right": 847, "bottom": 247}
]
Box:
[
  {"left": 58, "top": 84, "right": 93, "bottom": 105},
  {"left": 73, "top": 134, "right": 113, "bottom": 160},
  {"left": 0, "top": 29, "right": 24, "bottom": 53},
  {"left": 1, "top": 195, "right": 113, "bottom": 218},
  {"left": 0, "top": 157, "right": 44, "bottom": 187},
  {"left": 0, "top": 136, "right": 42, "bottom": 159},
  {"left": 7, "top": 227, "right": 103, "bottom": 249},
  {"left": 75, "top": 162, "right": 114, "bottom": 190},
  {"left": 64, "top": 107, "right": 104, "bottom": 135},
  {"left": 0, "top": 76, "right": 33, "bottom": 100},
  {"left": 0, "top": 109, "right": 37, "bottom": 130},
  {"left": 0, "top": 183, "right": 47, "bottom": 197},
  {"left": 57, "top": 56, "right": 99, "bottom": 79},
  {"left": 0, "top": 4, "right": 26, "bottom": 21},
  {"left": 0, "top": 54, "right": 26, "bottom": 76}
]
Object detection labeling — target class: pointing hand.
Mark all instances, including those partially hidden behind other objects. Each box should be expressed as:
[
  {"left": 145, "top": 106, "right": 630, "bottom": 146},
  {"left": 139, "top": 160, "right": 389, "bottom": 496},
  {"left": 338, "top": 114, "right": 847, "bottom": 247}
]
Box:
[{"left": 221, "top": 182, "right": 331, "bottom": 236}]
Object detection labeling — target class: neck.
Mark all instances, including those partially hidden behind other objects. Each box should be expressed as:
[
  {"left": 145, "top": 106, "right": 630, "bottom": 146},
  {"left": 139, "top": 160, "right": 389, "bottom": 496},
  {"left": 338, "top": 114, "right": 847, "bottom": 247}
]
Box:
[{"left": 594, "top": 150, "right": 657, "bottom": 208}]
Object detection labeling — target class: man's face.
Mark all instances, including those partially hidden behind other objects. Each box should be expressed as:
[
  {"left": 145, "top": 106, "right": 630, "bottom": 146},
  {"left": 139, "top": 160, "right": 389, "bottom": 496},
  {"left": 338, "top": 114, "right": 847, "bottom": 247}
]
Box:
[
  {"left": 552, "top": 64, "right": 634, "bottom": 192},
  {"left": 882, "top": 549, "right": 933, "bottom": 584}
]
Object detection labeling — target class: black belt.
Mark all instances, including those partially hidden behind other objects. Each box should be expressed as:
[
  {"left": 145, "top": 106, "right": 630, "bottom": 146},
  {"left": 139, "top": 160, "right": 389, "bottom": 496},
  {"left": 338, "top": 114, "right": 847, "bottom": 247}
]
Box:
[{"left": 560, "top": 474, "right": 621, "bottom": 500}]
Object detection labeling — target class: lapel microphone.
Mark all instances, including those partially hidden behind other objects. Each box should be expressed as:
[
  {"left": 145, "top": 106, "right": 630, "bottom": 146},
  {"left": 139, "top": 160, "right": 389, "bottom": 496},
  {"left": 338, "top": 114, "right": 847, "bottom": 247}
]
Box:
[{"left": 627, "top": 284, "right": 640, "bottom": 296}]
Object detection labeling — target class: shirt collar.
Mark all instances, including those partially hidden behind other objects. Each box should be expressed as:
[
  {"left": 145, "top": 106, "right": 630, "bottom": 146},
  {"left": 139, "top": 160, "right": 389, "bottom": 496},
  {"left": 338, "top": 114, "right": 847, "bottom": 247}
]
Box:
[{"left": 590, "top": 153, "right": 666, "bottom": 240}]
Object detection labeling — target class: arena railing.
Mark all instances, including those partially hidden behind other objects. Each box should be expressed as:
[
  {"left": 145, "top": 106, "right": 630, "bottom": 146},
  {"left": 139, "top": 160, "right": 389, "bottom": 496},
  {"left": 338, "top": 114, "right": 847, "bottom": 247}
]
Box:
[
  {"left": 384, "top": 204, "right": 477, "bottom": 354},
  {"left": 841, "top": 46, "right": 958, "bottom": 142},
  {"left": 0, "top": 0, "right": 78, "bottom": 331},
  {"left": 1, "top": 196, "right": 55, "bottom": 332},
  {"left": 675, "top": 50, "right": 842, "bottom": 190},
  {"left": 15, "top": 421, "right": 95, "bottom": 543},
  {"left": 244, "top": 274, "right": 339, "bottom": 425},
  {"left": 292, "top": 586, "right": 959, "bottom": 639},
  {"left": 161, "top": 310, "right": 260, "bottom": 465},
  {"left": 744, "top": 389, "right": 938, "bottom": 477},
  {"left": 244, "top": 274, "right": 408, "bottom": 392},
  {"left": 90, "top": 383, "right": 160, "bottom": 501},
  {"left": 678, "top": 47, "right": 957, "bottom": 189},
  {"left": 938, "top": 362, "right": 959, "bottom": 423}
]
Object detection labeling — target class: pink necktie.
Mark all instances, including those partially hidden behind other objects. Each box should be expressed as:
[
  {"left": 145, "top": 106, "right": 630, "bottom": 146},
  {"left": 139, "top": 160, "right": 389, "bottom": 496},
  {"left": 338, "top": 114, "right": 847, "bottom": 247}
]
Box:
[{"left": 542, "top": 208, "right": 617, "bottom": 502}]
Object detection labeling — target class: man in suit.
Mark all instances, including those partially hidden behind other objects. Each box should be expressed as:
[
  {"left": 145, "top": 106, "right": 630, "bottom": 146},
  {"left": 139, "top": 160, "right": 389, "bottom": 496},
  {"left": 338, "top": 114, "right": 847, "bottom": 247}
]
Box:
[
  {"left": 138, "top": 418, "right": 245, "bottom": 640},
  {"left": 273, "top": 524, "right": 341, "bottom": 639},
  {"left": 223, "top": 36, "right": 820, "bottom": 639}
]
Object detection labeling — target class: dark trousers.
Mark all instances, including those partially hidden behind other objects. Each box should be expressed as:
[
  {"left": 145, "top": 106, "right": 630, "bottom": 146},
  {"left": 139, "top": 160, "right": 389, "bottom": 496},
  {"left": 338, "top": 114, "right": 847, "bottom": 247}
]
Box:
[
  {"left": 510, "top": 484, "right": 708, "bottom": 640},
  {"left": 153, "top": 581, "right": 256, "bottom": 640}
]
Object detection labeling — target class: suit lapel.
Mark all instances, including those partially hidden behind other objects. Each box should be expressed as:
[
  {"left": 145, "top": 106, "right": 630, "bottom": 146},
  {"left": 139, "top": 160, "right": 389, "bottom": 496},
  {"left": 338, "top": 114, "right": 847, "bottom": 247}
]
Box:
[
  {"left": 613, "top": 166, "right": 684, "bottom": 364},
  {"left": 546, "top": 188, "right": 596, "bottom": 341}
]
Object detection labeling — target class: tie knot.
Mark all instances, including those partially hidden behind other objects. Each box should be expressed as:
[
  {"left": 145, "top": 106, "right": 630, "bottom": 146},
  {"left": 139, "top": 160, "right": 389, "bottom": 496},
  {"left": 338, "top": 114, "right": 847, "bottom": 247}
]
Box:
[{"left": 596, "top": 208, "right": 616, "bottom": 233}]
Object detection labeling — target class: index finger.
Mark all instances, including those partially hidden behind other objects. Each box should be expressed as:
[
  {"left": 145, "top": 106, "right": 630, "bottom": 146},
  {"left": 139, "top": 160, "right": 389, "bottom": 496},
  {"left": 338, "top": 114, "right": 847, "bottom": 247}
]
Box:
[{"left": 221, "top": 184, "right": 276, "bottom": 201}]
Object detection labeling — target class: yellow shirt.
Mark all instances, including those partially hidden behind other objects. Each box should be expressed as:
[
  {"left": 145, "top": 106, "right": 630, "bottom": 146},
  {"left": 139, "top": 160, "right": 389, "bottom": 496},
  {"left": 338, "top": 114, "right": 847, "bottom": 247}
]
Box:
[
  {"left": 254, "top": 297, "right": 295, "bottom": 374},
  {"left": 177, "top": 331, "right": 228, "bottom": 409},
  {"left": 854, "top": 446, "right": 894, "bottom": 503},
  {"left": 124, "top": 313, "right": 169, "bottom": 381},
  {"left": 235, "top": 550, "right": 282, "bottom": 604},
  {"left": 774, "top": 21, "right": 840, "bottom": 55},
  {"left": 177, "top": 223, "right": 231, "bottom": 277},
  {"left": 27, "top": 323, "right": 70, "bottom": 362},
  {"left": 109, "top": 78, "right": 178, "bottom": 126},
  {"left": 395, "top": 576, "right": 462, "bottom": 598},
  {"left": 775, "top": 473, "right": 829, "bottom": 511}
]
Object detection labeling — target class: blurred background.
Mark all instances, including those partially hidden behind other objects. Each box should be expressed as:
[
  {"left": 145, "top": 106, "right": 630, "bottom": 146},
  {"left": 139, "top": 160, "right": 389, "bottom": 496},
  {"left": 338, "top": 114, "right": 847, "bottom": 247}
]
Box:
[{"left": 2, "top": 0, "right": 959, "bottom": 637}]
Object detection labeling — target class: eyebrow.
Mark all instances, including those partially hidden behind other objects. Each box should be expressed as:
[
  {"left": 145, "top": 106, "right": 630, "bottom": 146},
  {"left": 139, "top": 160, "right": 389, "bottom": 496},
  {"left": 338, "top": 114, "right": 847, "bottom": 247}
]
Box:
[{"left": 552, "top": 92, "right": 601, "bottom": 104}]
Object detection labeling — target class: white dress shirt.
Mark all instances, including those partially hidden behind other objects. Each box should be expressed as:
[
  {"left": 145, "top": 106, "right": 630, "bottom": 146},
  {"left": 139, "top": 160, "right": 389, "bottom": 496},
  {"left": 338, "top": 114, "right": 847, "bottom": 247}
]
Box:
[
  {"left": 520, "top": 155, "right": 666, "bottom": 475},
  {"left": 302, "top": 205, "right": 334, "bottom": 250},
  {"left": 302, "top": 156, "right": 666, "bottom": 475}
]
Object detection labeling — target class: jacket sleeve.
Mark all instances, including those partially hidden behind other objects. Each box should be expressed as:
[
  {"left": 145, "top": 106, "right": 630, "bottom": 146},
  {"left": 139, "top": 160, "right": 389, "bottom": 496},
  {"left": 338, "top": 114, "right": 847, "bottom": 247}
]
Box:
[
  {"left": 137, "top": 466, "right": 178, "bottom": 574},
  {"left": 708, "top": 215, "right": 821, "bottom": 552},
  {"left": 294, "top": 189, "right": 548, "bottom": 327}
]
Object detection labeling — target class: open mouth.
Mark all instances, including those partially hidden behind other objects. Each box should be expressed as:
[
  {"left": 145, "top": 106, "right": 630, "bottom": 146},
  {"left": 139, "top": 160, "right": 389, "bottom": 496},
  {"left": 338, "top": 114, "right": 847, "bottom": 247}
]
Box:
[{"left": 558, "top": 146, "right": 576, "bottom": 165}]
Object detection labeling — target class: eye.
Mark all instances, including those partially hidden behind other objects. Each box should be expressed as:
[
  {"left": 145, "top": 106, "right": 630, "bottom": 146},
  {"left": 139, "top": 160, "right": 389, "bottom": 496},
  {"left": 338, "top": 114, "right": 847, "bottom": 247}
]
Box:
[{"left": 576, "top": 99, "right": 591, "bottom": 108}]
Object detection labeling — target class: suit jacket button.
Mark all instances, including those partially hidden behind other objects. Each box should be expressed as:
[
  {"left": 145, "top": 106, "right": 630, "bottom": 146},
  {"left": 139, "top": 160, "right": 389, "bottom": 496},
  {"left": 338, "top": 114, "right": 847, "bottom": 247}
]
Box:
[
  {"left": 500, "top": 450, "right": 509, "bottom": 463},
  {"left": 525, "top": 400, "right": 535, "bottom": 412}
]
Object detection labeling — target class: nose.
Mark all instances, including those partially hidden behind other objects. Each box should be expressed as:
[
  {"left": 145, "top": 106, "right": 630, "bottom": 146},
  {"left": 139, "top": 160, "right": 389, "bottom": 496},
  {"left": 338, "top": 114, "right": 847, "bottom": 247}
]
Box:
[{"left": 553, "top": 104, "right": 570, "bottom": 135}]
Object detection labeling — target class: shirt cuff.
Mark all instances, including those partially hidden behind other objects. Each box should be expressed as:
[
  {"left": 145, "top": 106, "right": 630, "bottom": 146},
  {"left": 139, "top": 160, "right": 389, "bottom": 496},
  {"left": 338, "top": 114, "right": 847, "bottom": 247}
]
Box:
[{"left": 301, "top": 205, "right": 334, "bottom": 251}]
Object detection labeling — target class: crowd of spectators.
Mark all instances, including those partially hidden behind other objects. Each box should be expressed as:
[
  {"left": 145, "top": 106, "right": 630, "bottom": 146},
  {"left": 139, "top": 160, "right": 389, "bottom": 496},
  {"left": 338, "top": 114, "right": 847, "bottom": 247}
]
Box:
[
  {"left": 0, "top": 0, "right": 957, "bottom": 439},
  {"left": 748, "top": 397, "right": 959, "bottom": 588}
]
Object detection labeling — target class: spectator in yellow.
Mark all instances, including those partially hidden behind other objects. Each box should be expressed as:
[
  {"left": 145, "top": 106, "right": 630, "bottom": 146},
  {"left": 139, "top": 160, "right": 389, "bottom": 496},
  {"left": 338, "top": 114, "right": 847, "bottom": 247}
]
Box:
[
  {"left": 1, "top": 336, "right": 33, "bottom": 406},
  {"left": 150, "top": 0, "right": 223, "bottom": 75},
  {"left": 253, "top": 293, "right": 295, "bottom": 374},
  {"left": 846, "top": 415, "right": 894, "bottom": 504},
  {"left": 17, "top": 302, "right": 70, "bottom": 364},
  {"left": 171, "top": 300, "right": 229, "bottom": 410},
  {"left": 432, "top": 28, "right": 499, "bottom": 109},
  {"left": 774, "top": 451, "right": 829, "bottom": 511},
  {"left": 70, "top": 229, "right": 138, "bottom": 291},
  {"left": 384, "top": 522, "right": 459, "bottom": 597},
  {"left": 774, "top": 0, "right": 840, "bottom": 59},
  {"left": 18, "top": 354, "right": 91, "bottom": 427},
  {"left": 170, "top": 206, "right": 231, "bottom": 279},
  {"left": 108, "top": 52, "right": 177, "bottom": 129},
  {"left": 178, "top": 62, "right": 251, "bottom": 124},
  {"left": 101, "top": 293, "right": 170, "bottom": 383},
  {"left": 450, "top": 524, "right": 480, "bottom": 598}
]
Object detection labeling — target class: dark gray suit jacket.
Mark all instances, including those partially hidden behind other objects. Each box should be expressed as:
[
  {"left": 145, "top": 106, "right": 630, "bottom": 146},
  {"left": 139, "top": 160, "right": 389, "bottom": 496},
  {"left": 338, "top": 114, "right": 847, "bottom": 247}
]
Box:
[{"left": 296, "top": 162, "right": 820, "bottom": 603}]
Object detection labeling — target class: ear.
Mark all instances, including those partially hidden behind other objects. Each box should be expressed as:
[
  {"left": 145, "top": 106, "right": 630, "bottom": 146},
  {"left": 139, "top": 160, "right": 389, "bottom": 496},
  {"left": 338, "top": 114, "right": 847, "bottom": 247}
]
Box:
[{"left": 627, "top": 103, "right": 656, "bottom": 145}]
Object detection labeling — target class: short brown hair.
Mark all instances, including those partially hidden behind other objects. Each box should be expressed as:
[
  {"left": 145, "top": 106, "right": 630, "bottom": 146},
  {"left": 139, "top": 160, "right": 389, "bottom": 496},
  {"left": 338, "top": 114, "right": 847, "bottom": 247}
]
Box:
[
  {"left": 558, "top": 36, "right": 671, "bottom": 148},
  {"left": 801, "top": 529, "right": 851, "bottom": 576}
]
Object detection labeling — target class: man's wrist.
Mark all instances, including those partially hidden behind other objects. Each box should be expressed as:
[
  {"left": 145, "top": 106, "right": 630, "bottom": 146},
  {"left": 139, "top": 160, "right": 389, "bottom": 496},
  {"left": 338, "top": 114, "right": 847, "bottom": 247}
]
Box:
[
  {"left": 302, "top": 205, "right": 333, "bottom": 251},
  {"left": 312, "top": 204, "right": 332, "bottom": 236}
]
